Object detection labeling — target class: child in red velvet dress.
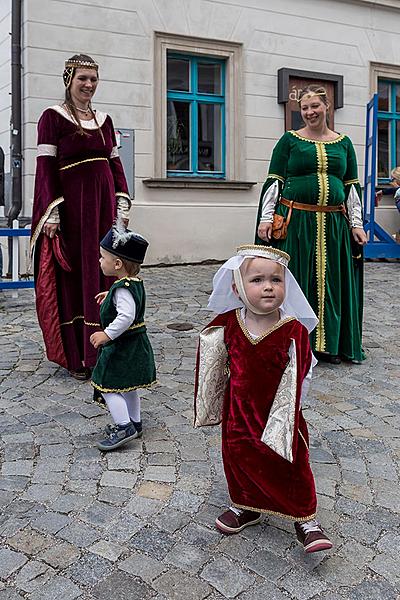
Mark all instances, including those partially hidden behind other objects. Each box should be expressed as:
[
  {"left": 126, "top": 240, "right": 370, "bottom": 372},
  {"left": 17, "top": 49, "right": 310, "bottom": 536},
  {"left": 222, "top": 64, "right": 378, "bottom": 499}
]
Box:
[{"left": 195, "top": 244, "right": 332, "bottom": 553}]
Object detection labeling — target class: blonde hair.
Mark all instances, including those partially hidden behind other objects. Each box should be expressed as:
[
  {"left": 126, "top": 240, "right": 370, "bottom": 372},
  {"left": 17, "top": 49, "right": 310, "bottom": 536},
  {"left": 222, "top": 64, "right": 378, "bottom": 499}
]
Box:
[{"left": 391, "top": 166, "right": 400, "bottom": 183}]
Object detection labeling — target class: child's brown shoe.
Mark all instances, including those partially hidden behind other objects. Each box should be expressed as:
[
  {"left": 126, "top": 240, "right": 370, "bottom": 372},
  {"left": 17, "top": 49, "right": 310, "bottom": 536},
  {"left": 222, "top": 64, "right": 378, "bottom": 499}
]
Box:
[
  {"left": 215, "top": 507, "right": 261, "bottom": 534},
  {"left": 294, "top": 520, "right": 333, "bottom": 553}
]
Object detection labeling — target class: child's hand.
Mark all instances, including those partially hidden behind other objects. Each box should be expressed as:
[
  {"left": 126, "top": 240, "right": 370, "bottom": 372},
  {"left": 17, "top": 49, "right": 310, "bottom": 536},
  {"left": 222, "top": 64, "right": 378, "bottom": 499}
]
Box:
[
  {"left": 90, "top": 331, "right": 111, "bottom": 348},
  {"left": 95, "top": 291, "right": 108, "bottom": 305}
]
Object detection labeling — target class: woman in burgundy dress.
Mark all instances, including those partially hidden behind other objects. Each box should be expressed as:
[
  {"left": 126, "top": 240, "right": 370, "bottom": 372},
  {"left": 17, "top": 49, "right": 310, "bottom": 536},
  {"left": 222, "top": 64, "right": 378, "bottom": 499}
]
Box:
[{"left": 31, "top": 54, "right": 131, "bottom": 379}]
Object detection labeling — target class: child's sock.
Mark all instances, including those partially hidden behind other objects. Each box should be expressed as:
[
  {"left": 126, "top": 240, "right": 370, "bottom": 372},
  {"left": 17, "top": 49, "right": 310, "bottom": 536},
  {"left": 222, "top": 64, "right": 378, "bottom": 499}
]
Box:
[
  {"left": 123, "top": 390, "right": 141, "bottom": 423},
  {"left": 102, "top": 392, "right": 130, "bottom": 425}
]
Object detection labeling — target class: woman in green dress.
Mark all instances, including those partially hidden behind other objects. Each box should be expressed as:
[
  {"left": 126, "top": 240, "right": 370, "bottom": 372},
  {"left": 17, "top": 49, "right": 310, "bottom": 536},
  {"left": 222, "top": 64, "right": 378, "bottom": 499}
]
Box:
[{"left": 255, "top": 85, "right": 367, "bottom": 364}]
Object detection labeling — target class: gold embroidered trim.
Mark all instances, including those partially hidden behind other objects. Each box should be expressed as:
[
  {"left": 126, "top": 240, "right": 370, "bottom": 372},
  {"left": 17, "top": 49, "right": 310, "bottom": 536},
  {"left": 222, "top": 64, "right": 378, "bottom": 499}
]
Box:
[
  {"left": 115, "top": 192, "right": 131, "bottom": 199},
  {"left": 298, "top": 429, "right": 309, "bottom": 450},
  {"left": 236, "top": 309, "right": 295, "bottom": 345},
  {"left": 30, "top": 196, "right": 65, "bottom": 253},
  {"left": 116, "top": 276, "right": 141, "bottom": 282},
  {"left": 127, "top": 321, "right": 145, "bottom": 331},
  {"left": 60, "top": 315, "right": 100, "bottom": 327},
  {"left": 91, "top": 379, "right": 157, "bottom": 393},
  {"left": 267, "top": 173, "right": 285, "bottom": 183},
  {"left": 344, "top": 178, "right": 359, "bottom": 186},
  {"left": 289, "top": 130, "right": 345, "bottom": 145},
  {"left": 59, "top": 157, "right": 108, "bottom": 171},
  {"left": 232, "top": 502, "right": 316, "bottom": 523},
  {"left": 315, "top": 142, "right": 328, "bottom": 352},
  {"left": 236, "top": 244, "right": 290, "bottom": 261}
]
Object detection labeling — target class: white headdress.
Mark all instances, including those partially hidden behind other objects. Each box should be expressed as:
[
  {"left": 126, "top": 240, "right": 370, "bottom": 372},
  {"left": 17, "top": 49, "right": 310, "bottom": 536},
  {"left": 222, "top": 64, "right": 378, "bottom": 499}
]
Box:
[{"left": 207, "top": 244, "right": 318, "bottom": 333}]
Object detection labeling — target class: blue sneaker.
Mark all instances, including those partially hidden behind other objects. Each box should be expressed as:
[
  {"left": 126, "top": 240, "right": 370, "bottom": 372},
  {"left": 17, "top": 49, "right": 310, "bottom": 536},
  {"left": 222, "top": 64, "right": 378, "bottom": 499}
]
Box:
[
  {"left": 97, "top": 422, "right": 139, "bottom": 451},
  {"left": 104, "top": 420, "right": 143, "bottom": 437}
]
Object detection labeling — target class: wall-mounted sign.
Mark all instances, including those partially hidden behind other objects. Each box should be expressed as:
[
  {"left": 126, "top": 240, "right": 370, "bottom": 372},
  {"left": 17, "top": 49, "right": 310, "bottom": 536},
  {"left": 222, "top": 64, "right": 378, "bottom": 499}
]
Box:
[{"left": 277, "top": 68, "right": 343, "bottom": 132}]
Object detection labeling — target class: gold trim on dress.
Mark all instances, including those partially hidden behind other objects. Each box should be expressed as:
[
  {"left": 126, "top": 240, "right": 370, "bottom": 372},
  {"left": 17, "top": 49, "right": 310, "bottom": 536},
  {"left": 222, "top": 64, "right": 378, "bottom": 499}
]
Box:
[
  {"left": 232, "top": 501, "right": 316, "bottom": 523},
  {"left": 315, "top": 142, "right": 328, "bottom": 352},
  {"left": 235, "top": 309, "right": 295, "bottom": 345},
  {"left": 59, "top": 157, "right": 108, "bottom": 171},
  {"left": 60, "top": 315, "right": 100, "bottom": 327},
  {"left": 267, "top": 173, "right": 285, "bottom": 183},
  {"left": 298, "top": 429, "right": 309, "bottom": 450},
  {"left": 127, "top": 321, "right": 145, "bottom": 331},
  {"left": 289, "top": 130, "right": 345, "bottom": 145},
  {"left": 91, "top": 379, "right": 157, "bottom": 393},
  {"left": 30, "top": 196, "right": 64, "bottom": 253}
]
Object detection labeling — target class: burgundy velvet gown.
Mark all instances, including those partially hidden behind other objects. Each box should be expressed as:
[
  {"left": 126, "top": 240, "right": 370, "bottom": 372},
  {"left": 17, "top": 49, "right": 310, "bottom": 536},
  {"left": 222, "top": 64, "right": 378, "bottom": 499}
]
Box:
[
  {"left": 31, "top": 106, "right": 130, "bottom": 371},
  {"left": 203, "top": 310, "right": 317, "bottom": 521}
]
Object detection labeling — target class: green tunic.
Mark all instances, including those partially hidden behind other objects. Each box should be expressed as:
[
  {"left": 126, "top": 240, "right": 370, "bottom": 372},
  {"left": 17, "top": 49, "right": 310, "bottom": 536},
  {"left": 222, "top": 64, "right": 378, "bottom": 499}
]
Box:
[
  {"left": 91, "top": 277, "right": 157, "bottom": 392},
  {"left": 255, "top": 130, "right": 364, "bottom": 361}
]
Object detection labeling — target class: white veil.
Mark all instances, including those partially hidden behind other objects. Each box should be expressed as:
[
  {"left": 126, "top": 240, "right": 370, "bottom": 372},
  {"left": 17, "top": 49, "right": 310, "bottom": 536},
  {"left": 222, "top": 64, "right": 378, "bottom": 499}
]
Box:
[{"left": 207, "top": 245, "right": 318, "bottom": 334}]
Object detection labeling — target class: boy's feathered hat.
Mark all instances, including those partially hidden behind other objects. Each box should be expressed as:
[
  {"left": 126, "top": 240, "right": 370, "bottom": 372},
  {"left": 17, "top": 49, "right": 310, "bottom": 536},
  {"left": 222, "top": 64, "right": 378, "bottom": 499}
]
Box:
[{"left": 100, "top": 218, "right": 148, "bottom": 264}]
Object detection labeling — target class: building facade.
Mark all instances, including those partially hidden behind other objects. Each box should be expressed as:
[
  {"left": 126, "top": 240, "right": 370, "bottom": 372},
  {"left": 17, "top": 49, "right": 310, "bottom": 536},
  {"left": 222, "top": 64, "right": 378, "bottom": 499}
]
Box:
[{"left": 1, "top": 0, "right": 400, "bottom": 264}]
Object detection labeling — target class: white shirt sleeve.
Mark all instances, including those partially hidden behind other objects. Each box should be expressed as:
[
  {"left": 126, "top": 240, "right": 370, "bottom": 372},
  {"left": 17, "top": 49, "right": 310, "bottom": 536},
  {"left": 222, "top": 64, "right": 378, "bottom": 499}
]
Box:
[
  {"left": 260, "top": 180, "right": 280, "bottom": 223},
  {"left": 104, "top": 287, "right": 136, "bottom": 340},
  {"left": 346, "top": 184, "right": 363, "bottom": 228}
]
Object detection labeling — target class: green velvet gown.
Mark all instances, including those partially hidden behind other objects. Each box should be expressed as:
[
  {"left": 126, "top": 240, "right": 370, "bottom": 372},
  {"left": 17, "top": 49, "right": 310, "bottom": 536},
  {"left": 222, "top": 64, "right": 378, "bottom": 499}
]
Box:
[{"left": 255, "top": 130, "right": 364, "bottom": 361}]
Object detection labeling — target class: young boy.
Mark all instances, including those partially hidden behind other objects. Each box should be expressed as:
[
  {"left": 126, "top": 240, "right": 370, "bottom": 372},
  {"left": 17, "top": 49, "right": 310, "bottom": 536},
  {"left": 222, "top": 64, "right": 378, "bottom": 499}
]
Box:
[
  {"left": 195, "top": 244, "right": 332, "bottom": 553},
  {"left": 90, "top": 225, "right": 156, "bottom": 451}
]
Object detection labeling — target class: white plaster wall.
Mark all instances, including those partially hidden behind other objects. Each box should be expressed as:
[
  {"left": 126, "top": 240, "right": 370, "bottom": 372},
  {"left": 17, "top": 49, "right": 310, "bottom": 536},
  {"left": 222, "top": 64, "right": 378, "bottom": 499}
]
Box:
[
  {"left": 0, "top": 1, "right": 11, "bottom": 172},
  {"left": 22, "top": 0, "right": 400, "bottom": 263}
]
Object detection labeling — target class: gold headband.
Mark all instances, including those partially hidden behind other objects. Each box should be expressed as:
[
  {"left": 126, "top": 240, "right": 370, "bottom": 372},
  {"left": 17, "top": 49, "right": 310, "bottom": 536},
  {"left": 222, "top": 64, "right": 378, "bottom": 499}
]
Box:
[
  {"left": 298, "top": 91, "right": 326, "bottom": 104},
  {"left": 237, "top": 244, "right": 290, "bottom": 267},
  {"left": 63, "top": 59, "right": 98, "bottom": 88},
  {"left": 64, "top": 59, "right": 98, "bottom": 69}
]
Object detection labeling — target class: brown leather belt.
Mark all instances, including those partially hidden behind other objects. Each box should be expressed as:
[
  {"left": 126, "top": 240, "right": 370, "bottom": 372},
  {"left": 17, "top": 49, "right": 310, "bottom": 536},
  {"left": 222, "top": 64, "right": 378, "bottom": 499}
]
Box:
[{"left": 280, "top": 198, "right": 346, "bottom": 213}]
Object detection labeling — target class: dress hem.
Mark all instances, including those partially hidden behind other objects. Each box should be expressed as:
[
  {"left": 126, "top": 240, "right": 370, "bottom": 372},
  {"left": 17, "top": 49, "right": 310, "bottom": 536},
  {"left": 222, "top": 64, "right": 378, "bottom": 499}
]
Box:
[
  {"left": 232, "top": 501, "right": 316, "bottom": 523},
  {"left": 91, "top": 379, "right": 157, "bottom": 393}
]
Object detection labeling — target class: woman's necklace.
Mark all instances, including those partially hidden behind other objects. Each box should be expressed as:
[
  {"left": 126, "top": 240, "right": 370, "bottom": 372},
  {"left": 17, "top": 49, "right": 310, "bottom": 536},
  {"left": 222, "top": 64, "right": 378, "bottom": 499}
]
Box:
[{"left": 74, "top": 105, "right": 91, "bottom": 116}]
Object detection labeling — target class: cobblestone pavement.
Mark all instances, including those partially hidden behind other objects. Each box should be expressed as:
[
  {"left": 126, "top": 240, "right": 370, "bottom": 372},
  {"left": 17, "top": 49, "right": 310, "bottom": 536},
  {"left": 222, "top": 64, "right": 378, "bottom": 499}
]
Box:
[{"left": 0, "top": 262, "right": 399, "bottom": 600}]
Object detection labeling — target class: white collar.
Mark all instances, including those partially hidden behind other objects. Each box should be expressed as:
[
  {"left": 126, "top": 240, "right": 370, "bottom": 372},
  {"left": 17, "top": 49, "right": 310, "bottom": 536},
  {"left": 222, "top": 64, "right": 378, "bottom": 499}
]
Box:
[{"left": 48, "top": 104, "right": 108, "bottom": 129}]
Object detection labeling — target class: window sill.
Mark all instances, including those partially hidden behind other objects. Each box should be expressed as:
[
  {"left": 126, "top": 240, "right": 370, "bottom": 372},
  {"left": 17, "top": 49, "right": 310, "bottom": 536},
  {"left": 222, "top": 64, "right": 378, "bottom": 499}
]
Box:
[{"left": 142, "top": 178, "right": 257, "bottom": 190}]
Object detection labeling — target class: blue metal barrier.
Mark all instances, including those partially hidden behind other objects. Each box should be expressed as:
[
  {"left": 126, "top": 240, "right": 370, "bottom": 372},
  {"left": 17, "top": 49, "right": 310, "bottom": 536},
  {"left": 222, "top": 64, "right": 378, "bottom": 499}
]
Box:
[{"left": 0, "top": 224, "right": 34, "bottom": 290}]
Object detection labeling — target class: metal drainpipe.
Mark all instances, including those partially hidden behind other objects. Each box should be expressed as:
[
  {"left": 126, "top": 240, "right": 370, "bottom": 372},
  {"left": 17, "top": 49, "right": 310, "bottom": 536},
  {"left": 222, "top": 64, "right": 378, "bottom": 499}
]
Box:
[{"left": 8, "top": 0, "right": 22, "bottom": 226}]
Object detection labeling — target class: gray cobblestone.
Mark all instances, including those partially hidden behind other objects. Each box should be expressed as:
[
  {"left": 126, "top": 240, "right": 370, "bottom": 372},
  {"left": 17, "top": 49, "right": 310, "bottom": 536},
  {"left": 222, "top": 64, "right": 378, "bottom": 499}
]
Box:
[
  {"left": 1, "top": 262, "right": 399, "bottom": 599},
  {"left": 0, "top": 548, "right": 28, "bottom": 579}
]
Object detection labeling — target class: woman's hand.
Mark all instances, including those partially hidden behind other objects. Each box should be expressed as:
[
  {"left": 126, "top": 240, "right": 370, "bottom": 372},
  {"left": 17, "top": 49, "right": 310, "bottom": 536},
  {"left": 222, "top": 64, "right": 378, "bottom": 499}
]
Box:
[
  {"left": 90, "top": 331, "right": 111, "bottom": 348},
  {"left": 95, "top": 291, "right": 108, "bottom": 305},
  {"left": 352, "top": 227, "right": 367, "bottom": 246},
  {"left": 257, "top": 222, "right": 273, "bottom": 242},
  {"left": 43, "top": 223, "right": 59, "bottom": 238}
]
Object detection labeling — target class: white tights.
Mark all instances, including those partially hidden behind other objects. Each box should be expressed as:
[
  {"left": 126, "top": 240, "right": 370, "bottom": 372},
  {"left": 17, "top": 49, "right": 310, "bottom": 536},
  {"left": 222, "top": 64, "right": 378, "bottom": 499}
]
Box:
[{"left": 102, "top": 390, "right": 141, "bottom": 426}]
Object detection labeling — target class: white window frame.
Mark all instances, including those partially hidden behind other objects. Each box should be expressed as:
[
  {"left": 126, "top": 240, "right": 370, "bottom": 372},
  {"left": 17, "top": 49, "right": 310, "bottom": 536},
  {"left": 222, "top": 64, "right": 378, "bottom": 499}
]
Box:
[{"left": 154, "top": 31, "right": 243, "bottom": 180}]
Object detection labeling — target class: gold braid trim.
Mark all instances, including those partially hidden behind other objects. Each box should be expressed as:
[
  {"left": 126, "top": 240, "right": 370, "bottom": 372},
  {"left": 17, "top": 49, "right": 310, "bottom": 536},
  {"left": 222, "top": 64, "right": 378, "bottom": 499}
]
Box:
[
  {"left": 231, "top": 502, "right": 316, "bottom": 523},
  {"left": 30, "top": 196, "right": 64, "bottom": 253},
  {"left": 127, "top": 321, "right": 145, "bottom": 331},
  {"left": 344, "top": 178, "right": 359, "bottom": 186},
  {"left": 315, "top": 142, "right": 328, "bottom": 352},
  {"left": 298, "top": 429, "right": 309, "bottom": 450},
  {"left": 60, "top": 316, "right": 100, "bottom": 327},
  {"left": 91, "top": 379, "right": 157, "bottom": 393},
  {"left": 236, "top": 310, "right": 295, "bottom": 345},
  {"left": 267, "top": 173, "right": 285, "bottom": 183},
  {"left": 289, "top": 130, "right": 345, "bottom": 145},
  {"left": 59, "top": 157, "right": 108, "bottom": 171}
]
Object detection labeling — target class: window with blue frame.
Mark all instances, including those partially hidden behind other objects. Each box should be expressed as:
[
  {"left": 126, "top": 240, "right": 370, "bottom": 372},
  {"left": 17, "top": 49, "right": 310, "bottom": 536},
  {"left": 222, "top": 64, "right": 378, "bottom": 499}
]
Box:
[
  {"left": 377, "top": 79, "right": 400, "bottom": 182},
  {"left": 166, "top": 53, "right": 225, "bottom": 177}
]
